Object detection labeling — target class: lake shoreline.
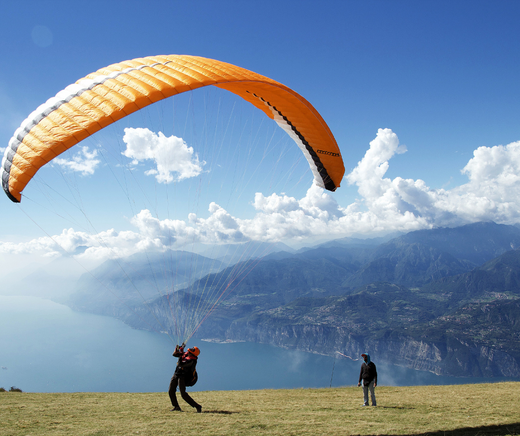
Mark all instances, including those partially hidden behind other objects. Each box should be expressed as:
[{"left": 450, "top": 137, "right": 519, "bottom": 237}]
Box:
[{"left": 2, "top": 296, "right": 519, "bottom": 393}]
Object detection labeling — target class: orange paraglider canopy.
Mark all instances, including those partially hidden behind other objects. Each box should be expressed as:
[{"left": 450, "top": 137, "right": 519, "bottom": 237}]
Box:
[{"left": 2, "top": 55, "right": 344, "bottom": 202}]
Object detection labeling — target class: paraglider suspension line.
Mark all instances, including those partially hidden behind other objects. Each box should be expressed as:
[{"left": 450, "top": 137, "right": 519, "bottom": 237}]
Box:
[{"left": 330, "top": 353, "right": 336, "bottom": 388}]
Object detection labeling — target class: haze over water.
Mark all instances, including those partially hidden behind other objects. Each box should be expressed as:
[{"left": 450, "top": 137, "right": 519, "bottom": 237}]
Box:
[{"left": 1, "top": 296, "right": 515, "bottom": 393}]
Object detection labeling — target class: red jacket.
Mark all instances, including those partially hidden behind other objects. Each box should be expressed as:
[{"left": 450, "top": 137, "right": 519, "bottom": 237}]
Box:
[{"left": 173, "top": 348, "right": 198, "bottom": 378}]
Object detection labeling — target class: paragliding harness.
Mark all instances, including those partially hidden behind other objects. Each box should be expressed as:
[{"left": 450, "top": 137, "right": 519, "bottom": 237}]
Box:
[
  {"left": 185, "top": 368, "right": 198, "bottom": 387},
  {"left": 174, "top": 345, "right": 198, "bottom": 387}
]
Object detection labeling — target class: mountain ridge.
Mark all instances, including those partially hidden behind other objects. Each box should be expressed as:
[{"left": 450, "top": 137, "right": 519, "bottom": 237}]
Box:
[{"left": 65, "top": 221, "right": 520, "bottom": 377}]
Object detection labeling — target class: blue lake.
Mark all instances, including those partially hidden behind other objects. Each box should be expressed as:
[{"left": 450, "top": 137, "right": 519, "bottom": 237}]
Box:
[{"left": 0, "top": 296, "right": 516, "bottom": 393}]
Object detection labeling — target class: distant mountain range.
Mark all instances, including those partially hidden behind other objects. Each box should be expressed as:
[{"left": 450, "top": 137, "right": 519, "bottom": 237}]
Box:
[{"left": 66, "top": 221, "right": 520, "bottom": 378}]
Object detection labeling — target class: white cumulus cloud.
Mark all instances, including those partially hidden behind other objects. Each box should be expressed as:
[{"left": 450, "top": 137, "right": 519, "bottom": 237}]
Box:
[
  {"left": 345, "top": 128, "right": 520, "bottom": 229},
  {"left": 122, "top": 127, "right": 205, "bottom": 183},
  {"left": 53, "top": 146, "right": 100, "bottom": 175},
  {"left": 3, "top": 128, "right": 520, "bottom": 265}
]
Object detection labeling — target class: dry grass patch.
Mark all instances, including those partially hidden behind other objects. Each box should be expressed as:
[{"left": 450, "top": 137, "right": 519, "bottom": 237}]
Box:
[{"left": 1, "top": 382, "right": 519, "bottom": 435}]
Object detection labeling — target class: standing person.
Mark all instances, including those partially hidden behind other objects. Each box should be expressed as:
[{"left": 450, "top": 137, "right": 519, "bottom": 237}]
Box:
[
  {"left": 168, "top": 344, "right": 202, "bottom": 413},
  {"left": 357, "top": 352, "right": 377, "bottom": 406}
]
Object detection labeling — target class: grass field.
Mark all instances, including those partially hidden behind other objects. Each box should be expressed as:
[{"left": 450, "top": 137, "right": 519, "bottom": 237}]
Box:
[{"left": 1, "top": 382, "right": 519, "bottom": 436}]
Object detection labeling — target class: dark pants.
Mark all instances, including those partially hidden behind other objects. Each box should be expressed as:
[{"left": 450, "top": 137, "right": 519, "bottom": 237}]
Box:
[{"left": 168, "top": 375, "right": 200, "bottom": 409}]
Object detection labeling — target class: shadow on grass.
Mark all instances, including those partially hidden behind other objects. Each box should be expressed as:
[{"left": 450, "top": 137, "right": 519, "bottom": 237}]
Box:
[
  {"left": 203, "top": 410, "right": 237, "bottom": 415},
  {"left": 381, "top": 422, "right": 520, "bottom": 436},
  {"left": 169, "top": 409, "right": 237, "bottom": 414}
]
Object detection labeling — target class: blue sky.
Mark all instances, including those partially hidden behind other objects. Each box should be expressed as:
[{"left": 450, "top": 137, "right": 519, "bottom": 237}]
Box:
[{"left": 1, "top": 0, "right": 520, "bottom": 273}]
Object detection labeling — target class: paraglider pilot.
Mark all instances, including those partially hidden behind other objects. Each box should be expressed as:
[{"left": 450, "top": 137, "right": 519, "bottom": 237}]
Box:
[
  {"left": 168, "top": 344, "right": 202, "bottom": 413},
  {"left": 357, "top": 352, "right": 377, "bottom": 406}
]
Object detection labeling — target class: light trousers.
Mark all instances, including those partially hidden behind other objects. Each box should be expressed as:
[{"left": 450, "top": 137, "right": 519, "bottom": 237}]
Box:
[{"left": 362, "top": 379, "right": 376, "bottom": 406}]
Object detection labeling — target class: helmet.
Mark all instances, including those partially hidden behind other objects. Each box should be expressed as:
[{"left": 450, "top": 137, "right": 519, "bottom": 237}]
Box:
[{"left": 188, "top": 346, "right": 200, "bottom": 357}]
